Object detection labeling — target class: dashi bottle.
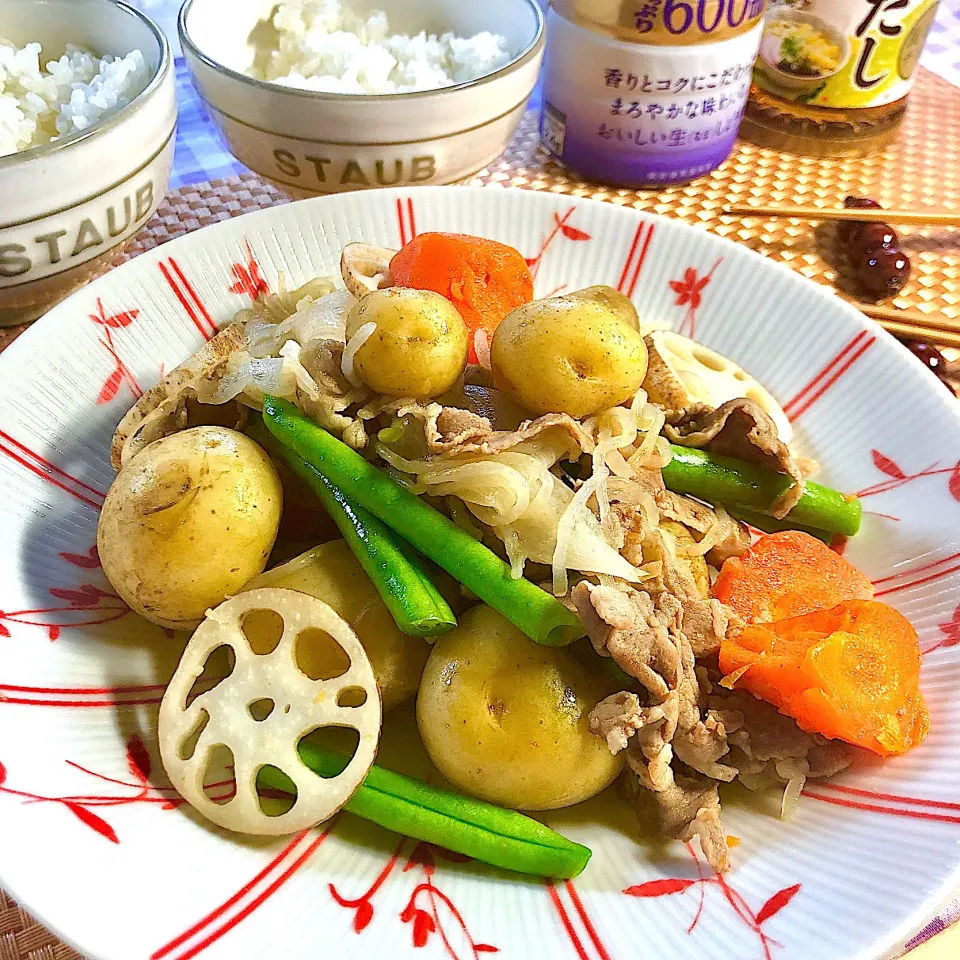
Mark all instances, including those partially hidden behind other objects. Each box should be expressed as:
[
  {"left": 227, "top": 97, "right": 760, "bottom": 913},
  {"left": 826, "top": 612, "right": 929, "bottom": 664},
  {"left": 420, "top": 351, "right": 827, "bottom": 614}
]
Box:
[{"left": 740, "top": 0, "right": 941, "bottom": 157}]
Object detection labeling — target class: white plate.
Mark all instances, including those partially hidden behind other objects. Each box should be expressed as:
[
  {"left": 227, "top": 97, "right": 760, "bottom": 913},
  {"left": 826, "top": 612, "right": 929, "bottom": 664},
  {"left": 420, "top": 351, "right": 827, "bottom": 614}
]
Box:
[{"left": 0, "top": 187, "right": 958, "bottom": 960}]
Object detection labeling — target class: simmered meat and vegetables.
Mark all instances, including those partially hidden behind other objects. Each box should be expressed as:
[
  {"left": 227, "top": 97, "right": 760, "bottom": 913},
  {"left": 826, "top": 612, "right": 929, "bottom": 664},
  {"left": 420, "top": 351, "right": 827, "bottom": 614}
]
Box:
[{"left": 98, "top": 231, "right": 928, "bottom": 877}]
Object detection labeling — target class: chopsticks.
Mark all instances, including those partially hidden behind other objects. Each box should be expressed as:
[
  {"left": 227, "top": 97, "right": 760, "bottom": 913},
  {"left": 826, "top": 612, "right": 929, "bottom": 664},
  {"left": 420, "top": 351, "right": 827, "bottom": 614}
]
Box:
[
  {"left": 856, "top": 304, "right": 960, "bottom": 349},
  {"left": 724, "top": 204, "right": 960, "bottom": 227},
  {"left": 721, "top": 203, "right": 960, "bottom": 344}
]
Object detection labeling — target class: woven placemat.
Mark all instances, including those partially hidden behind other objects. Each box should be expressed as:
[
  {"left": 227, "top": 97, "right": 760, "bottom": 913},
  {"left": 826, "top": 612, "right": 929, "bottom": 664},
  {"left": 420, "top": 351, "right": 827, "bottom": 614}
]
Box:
[
  {"left": 2, "top": 70, "right": 959, "bottom": 960},
  {"left": 0, "top": 888, "right": 79, "bottom": 960},
  {"left": 459, "top": 68, "right": 960, "bottom": 350}
]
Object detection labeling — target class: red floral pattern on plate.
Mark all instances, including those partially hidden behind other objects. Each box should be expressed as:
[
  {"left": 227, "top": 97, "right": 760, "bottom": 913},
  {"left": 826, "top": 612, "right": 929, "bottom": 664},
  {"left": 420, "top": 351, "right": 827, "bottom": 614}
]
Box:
[
  {"left": 0, "top": 736, "right": 232, "bottom": 844},
  {"left": 804, "top": 782, "right": 960, "bottom": 825},
  {"left": 526, "top": 209, "right": 592, "bottom": 280},
  {"left": 90, "top": 298, "right": 143, "bottom": 405},
  {"left": 151, "top": 828, "right": 332, "bottom": 960},
  {"left": 670, "top": 258, "right": 722, "bottom": 338},
  {"left": 927, "top": 603, "right": 960, "bottom": 655},
  {"left": 330, "top": 839, "right": 496, "bottom": 958},
  {"left": 871, "top": 547, "right": 960, "bottom": 599},
  {"left": 623, "top": 843, "right": 799, "bottom": 960},
  {"left": 159, "top": 257, "right": 218, "bottom": 341},
  {"left": 782, "top": 332, "right": 876, "bottom": 423},
  {"left": 0, "top": 681, "right": 169, "bottom": 709},
  {"left": 856, "top": 449, "right": 960, "bottom": 503},
  {"left": 0, "top": 429, "right": 106, "bottom": 510},
  {"left": 0, "top": 583, "right": 128, "bottom": 641},
  {"left": 229, "top": 241, "right": 270, "bottom": 301},
  {"left": 396, "top": 197, "right": 418, "bottom": 247},
  {"left": 617, "top": 221, "right": 656, "bottom": 298},
  {"left": 546, "top": 879, "right": 611, "bottom": 960},
  {"left": 1, "top": 544, "right": 128, "bottom": 641}
]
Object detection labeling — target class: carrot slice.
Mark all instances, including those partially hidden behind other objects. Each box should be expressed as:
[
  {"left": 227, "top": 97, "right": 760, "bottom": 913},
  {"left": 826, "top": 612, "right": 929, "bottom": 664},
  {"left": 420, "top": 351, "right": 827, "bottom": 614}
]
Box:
[
  {"left": 720, "top": 600, "right": 929, "bottom": 756},
  {"left": 389, "top": 233, "right": 534, "bottom": 363},
  {"left": 711, "top": 530, "right": 874, "bottom": 623}
]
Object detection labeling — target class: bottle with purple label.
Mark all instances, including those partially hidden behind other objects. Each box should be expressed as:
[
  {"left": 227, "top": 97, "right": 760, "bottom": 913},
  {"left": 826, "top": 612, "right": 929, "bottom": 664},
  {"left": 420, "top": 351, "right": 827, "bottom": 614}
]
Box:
[{"left": 540, "top": 1, "right": 766, "bottom": 187}]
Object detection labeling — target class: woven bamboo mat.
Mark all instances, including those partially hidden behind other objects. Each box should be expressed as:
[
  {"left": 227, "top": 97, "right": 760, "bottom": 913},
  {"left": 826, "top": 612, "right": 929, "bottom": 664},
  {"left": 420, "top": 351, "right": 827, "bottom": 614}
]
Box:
[
  {"left": 1, "top": 68, "right": 959, "bottom": 959},
  {"left": 459, "top": 69, "right": 960, "bottom": 351},
  {"left": 0, "top": 888, "right": 79, "bottom": 960}
]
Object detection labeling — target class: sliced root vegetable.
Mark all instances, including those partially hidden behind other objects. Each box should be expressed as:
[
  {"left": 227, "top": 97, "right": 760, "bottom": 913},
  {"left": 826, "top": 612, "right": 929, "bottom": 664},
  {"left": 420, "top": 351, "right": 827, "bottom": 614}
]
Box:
[
  {"left": 644, "top": 331, "right": 793, "bottom": 442},
  {"left": 340, "top": 242, "right": 398, "bottom": 299},
  {"left": 711, "top": 530, "right": 874, "bottom": 623},
  {"left": 719, "top": 599, "right": 929, "bottom": 757},
  {"left": 159, "top": 587, "right": 381, "bottom": 835}
]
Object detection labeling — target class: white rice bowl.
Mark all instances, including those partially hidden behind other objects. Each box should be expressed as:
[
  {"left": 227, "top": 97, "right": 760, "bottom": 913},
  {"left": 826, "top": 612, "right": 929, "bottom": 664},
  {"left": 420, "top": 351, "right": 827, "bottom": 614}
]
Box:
[
  {"left": 249, "top": 0, "right": 513, "bottom": 94},
  {"left": 0, "top": 40, "right": 150, "bottom": 156}
]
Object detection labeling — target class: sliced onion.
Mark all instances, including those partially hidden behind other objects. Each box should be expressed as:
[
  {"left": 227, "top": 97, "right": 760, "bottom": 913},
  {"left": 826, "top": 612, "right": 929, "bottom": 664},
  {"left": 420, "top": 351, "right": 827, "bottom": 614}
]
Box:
[
  {"left": 341, "top": 321, "right": 377, "bottom": 386},
  {"left": 279, "top": 340, "right": 321, "bottom": 401},
  {"left": 247, "top": 289, "right": 356, "bottom": 360},
  {"left": 200, "top": 353, "right": 296, "bottom": 406},
  {"left": 379, "top": 428, "right": 643, "bottom": 587},
  {"left": 608, "top": 478, "right": 661, "bottom": 529},
  {"left": 378, "top": 445, "right": 534, "bottom": 526},
  {"left": 629, "top": 387, "right": 649, "bottom": 422},
  {"left": 287, "top": 289, "right": 355, "bottom": 344},
  {"left": 374, "top": 443, "right": 436, "bottom": 474},
  {"left": 421, "top": 463, "right": 532, "bottom": 525},
  {"left": 446, "top": 497, "right": 484, "bottom": 540},
  {"left": 587, "top": 407, "right": 639, "bottom": 548},
  {"left": 653, "top": 436, "right": 674, "bottom": 468},
  {"left": 605, "top": 449, "right": 634, "bottom": 479},
  {"left": 553, "top": 469, "right": 603, "bottom": 596},
  {"left": 632, "top": 409, "right": 665, "bottom": 468},
  {"left": 474, "top": 328, "right": 491, "bottom": 369},
  {"left": 245, "top": 319, "right": 285, "bottom": 359},
  {"left": 781, "top": 775, "right": 805, "bottom": 821},
  {"left": 675, "top": 504, "right": 732, "bottom": 558},
  {"left": 501, "top": 528, "right": 526, "bottom": 579}
]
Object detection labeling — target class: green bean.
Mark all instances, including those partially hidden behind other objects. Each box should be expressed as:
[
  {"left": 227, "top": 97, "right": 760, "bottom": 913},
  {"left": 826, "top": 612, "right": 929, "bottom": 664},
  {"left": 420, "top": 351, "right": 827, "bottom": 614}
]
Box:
[
  {"left": 258, "top": 740, "right": 591, "bottom": 879},
  {"left": 662, "top": 445, "right": 861, "bottom": 537},
  {"left": 726, "top": 507, "right": 834, "bottom": 544},
  {"left": 250, "top": 420, "right": 455, "bottom": 638},
  {"left": 261, "top": 397, "right": 583, "bottom": 647}
]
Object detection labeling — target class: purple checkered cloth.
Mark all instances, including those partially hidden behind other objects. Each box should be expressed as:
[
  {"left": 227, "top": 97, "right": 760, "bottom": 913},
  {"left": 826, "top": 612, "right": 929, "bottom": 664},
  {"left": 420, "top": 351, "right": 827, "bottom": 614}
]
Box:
[
  {"left": 170, "top": 58, "right": 248, "bottom": 188},
  {"left": 127, "top": 1, "right": 960, "bottom": 953}
]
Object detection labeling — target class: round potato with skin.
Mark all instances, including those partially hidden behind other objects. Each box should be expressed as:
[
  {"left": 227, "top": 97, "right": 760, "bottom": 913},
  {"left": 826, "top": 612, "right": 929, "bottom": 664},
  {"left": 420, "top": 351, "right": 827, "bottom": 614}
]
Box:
[
  {"left": 246, "top": 540, "right": 431, "bottom": 711},
  {"left": 490, "top": 296, "right": 649, "bottom": 418},
  {"left": 345, "top": 287, "right": 469, "bottom": 398},
  {"left": 568, "top": 285, "right": 640, "bottom": 330},
  {"left": 417, "top": 605, "right": 623, "bottom": 810},
  {"left": 97, "top": 427, "right": 282, "bottom": 631}
]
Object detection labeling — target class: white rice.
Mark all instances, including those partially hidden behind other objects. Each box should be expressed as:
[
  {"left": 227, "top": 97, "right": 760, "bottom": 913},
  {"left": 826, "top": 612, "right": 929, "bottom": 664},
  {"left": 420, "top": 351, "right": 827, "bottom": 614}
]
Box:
[
  {"left": 0, "top": 40, "right": 150, "bottom": 157},
  {"left": 250, "top": 0, "right": 513, "bottom": 94}
]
